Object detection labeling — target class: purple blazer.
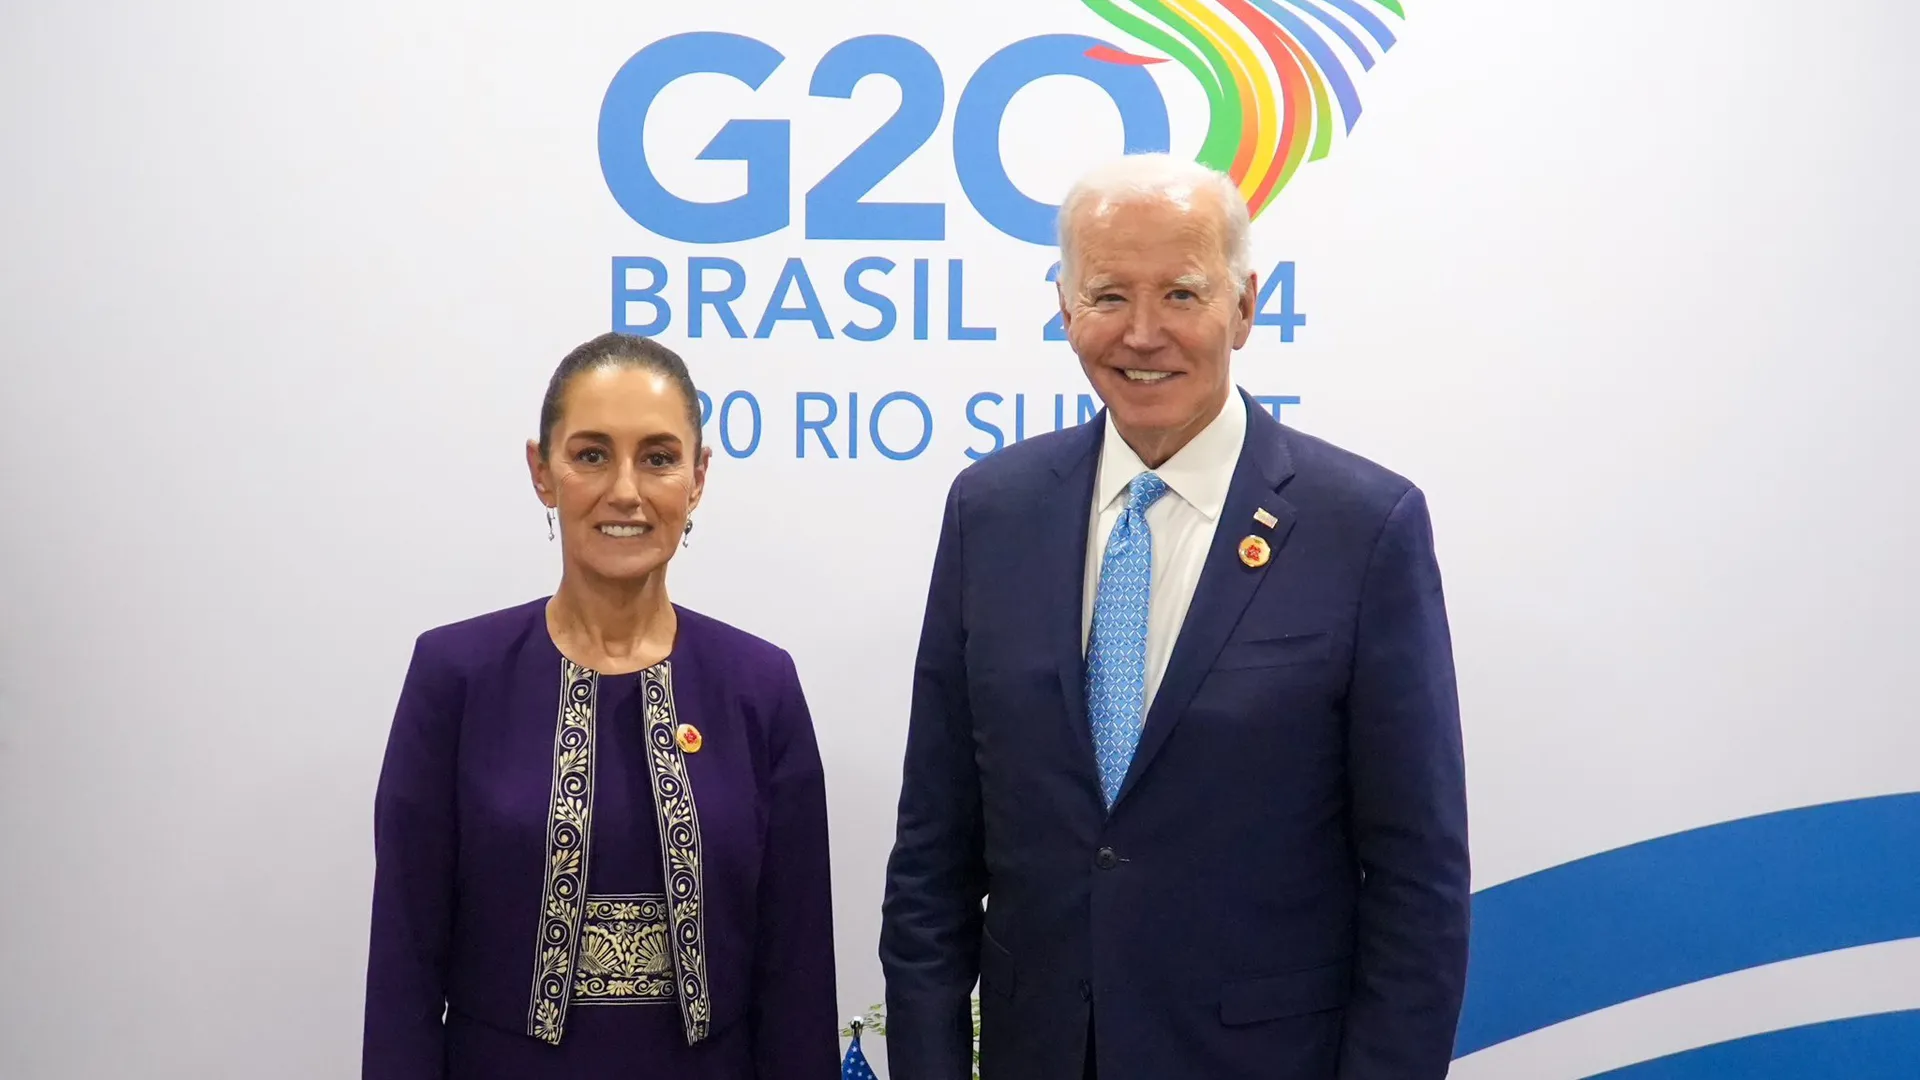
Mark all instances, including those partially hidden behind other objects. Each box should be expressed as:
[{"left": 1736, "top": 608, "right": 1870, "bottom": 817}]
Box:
[{"left": 364, "top": 599, "right": 839, "bottom": 1080}]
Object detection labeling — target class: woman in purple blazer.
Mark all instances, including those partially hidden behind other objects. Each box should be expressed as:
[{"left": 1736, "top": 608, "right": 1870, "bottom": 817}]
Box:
[{"left": 364, "top": 333, "right": 839, "bottom": 1079}]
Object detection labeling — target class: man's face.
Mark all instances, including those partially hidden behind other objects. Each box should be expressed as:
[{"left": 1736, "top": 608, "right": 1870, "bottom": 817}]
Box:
[{"left": 1060, "top": 191, "right": 1256, "bottom": 465}]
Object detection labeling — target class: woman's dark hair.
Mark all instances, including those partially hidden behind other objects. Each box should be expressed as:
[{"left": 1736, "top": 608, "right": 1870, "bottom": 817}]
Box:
[{"left": 537, "top": 333, "right": 701, "bottom": 458}]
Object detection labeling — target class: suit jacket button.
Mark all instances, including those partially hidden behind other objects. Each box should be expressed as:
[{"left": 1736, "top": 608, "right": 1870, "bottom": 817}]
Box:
[
  {"left": 1095, "top": 847, "right": 1119, "bottom": 870},
  {"left": 1079, "top": 979, "right": 1092, "bottom": 1002}
]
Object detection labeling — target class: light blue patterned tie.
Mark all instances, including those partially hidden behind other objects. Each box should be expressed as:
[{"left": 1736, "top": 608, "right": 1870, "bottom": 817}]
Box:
[{"left": 1086, "top": 471, "right": 1169, "bottom": 808}]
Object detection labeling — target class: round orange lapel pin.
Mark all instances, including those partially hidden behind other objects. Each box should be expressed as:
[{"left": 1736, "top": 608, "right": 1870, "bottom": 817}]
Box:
[
  {"left": 1238, "top": 535, "right": 1271, "bottom": 568},
  {"left": 675, "top": 724, "right": 703, "bottom": 754}
]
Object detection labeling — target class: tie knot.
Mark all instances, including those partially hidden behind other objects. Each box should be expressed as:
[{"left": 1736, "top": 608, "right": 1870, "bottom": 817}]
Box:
[{"left": 1127, "top": 471, "right": 1169, "bottom": 513}]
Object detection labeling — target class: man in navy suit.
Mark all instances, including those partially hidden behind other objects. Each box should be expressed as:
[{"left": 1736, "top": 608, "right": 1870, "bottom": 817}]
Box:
[{"left": 880, "top": 154, "right": 1470, "bottom": 1080}]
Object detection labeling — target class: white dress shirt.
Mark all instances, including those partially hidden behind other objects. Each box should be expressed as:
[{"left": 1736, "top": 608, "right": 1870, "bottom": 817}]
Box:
[{"left": 1081, "top": 389, "right": 1248, "bottom": 712}]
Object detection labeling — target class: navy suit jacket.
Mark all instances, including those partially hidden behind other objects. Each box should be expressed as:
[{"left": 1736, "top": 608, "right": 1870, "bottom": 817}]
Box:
[{"left": 880, "top": 391, "right": 1470, "bottom": 1080}]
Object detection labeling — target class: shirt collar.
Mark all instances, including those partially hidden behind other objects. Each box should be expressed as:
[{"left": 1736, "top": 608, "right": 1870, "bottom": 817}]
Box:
[{"left": 1093, "top": 387, "right": 1247, "bottom": 521}]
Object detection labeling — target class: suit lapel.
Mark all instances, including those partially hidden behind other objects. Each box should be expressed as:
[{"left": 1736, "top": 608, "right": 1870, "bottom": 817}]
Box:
[
  {"left": 1043, "top": 420, "right": 1105, "bottom": 784},
  {"left": 1112, "top": 393, "right": 1297, "bottom": 810}
]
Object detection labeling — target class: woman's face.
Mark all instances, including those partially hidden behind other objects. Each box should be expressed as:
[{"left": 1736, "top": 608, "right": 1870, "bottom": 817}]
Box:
[{"left": 527, "top": 365, "right": 709, "bottom": 586}]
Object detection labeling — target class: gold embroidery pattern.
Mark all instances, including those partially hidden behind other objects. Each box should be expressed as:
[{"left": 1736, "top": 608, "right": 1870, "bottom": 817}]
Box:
[
  {"left": 573, "top": 894, "right": 678, "bottom": 1004},
  {"left": 642, "top": 662, "right": 711, "bottom": 1044},
  {"left": 526, "top": 660, "right": 598, "bottom": 1045}
]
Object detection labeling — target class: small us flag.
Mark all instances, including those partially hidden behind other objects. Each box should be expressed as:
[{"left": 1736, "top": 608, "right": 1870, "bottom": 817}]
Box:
[{"left": 842, "top": 1026, "right": 879, "bottom": 1080}]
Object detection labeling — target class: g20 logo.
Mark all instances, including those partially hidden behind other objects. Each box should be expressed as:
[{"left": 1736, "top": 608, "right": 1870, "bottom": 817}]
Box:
[
  {"left": 596, "top": 32, "right": 1171, "bottom": 245},
  {"left": 597, "top": 1, "right": 1407, "bottom": 246},
  {"left": 595, "top": 8, "right": 1405, "bottom": 342}
]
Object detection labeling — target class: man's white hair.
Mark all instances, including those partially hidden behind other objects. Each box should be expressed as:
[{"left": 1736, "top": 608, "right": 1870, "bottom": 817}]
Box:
[{"left": 1056, "top": 153, "right": 1253, "bottom": 296}]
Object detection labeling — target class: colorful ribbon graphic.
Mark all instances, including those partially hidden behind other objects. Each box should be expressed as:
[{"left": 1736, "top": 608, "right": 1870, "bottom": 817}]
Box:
[{"left": 1080, "top": 0, "right": 1405, "bottom": 217}]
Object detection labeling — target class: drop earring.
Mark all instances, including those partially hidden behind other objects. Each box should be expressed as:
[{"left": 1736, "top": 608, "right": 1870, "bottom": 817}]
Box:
[
  {"left": 682, "top": 517, "right": 694, "bottom": 549},
  {"left": 547, "top": 509, "right": 555, "bottom": 541}
]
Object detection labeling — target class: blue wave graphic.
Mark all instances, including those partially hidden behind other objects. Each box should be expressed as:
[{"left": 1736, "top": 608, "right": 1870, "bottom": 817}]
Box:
[
  {"left": 1455, "top": 792, "right": 1920, "bottom": 1057},
  {"left": 1585, "top": 1009, "right": 1920, "bottom": 1079}
]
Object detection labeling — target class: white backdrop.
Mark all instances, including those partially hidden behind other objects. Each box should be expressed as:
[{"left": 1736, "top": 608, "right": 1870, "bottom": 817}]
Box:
[{"left": 3, "top": 1, "right": 1918, "bottom": 1077}]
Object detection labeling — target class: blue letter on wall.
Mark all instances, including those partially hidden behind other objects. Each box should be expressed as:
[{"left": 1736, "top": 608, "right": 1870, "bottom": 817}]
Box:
[{"left": 599, "top": 33, "right": 791, "bottom": 243}]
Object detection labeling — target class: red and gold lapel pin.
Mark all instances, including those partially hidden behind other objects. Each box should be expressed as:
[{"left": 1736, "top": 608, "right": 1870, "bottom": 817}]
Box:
[
  {"left": 675, "top": 724, "right": 703, "bottom": 754},
  {"left": 1238, "top": 535, "right": 1271, "bottom": 568}
]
